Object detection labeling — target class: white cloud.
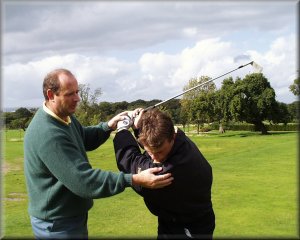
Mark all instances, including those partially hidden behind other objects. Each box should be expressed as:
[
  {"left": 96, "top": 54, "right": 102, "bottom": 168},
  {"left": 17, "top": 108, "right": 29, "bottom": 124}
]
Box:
[
  {"left": 3, "top": 33, "right": 297, "bottom": 108},
  {"left": 183, "top": 27, "right": 198, "bottom": 38},
  {"left": 2, "top": 1, "right": 297, "bottom": 108},
  {"left": 245, "top": 34, "right": 296, "bottom": 92},
  {"left": 136, "top": 35, "right": 297, "bottom": 103},
  {"left": 3, "top": 1, "right": 296, "bottom": 64}
]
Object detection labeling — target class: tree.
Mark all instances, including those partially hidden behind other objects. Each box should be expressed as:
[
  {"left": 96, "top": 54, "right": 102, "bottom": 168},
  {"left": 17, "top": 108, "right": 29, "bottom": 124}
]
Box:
[
  {"left": 111, "top": 101, "right": 129, "bottom": 115},
  {"left": 8, "top": 107, "right": 34, "bottom": 130},
  {"left": 159, "top": 99, "right": 181, "bottom": 123},
  {"left": 79, "top": 84, "right": 102, "bottom": 106},
  {"left": 98, "top": 101, "right": 114, "bottom": 119},
  {"left": 179, "top": 107, "right": 189, "bottom": 131},
  {"left": 180, "top": 76, "right": 216, "bottom": 134},
  {"left": 272, "top": 102, "right": 292, "bottom": 125},
  {"left": 130, "top": 99, "right": 148, "bottom": 109},
  {"left": 215, "top": 77, "right": 236, "bottom": 133},
  {"left": 287, "top": 101, "right": 299, "bottom": 122},
  {"left": 76, "top": 84, "right": 102, "bottom": 126},
  {"left": 14, "top": 107, "right": 33, "bottom": 119},
  {"left": 229, "top": 73, "right": 277, "bottom": 134},
  {"left": 4, "top": 112, "right": 15, "bottom": 127},
  {"left": 289, "top": 77, "right": 300, "bottom": 96}
]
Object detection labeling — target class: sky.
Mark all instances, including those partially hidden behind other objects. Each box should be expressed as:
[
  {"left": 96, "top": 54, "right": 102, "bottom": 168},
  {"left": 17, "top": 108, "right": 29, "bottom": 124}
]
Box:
[{"left": 1, "top": 0, "right": 298, "bottom": 109}]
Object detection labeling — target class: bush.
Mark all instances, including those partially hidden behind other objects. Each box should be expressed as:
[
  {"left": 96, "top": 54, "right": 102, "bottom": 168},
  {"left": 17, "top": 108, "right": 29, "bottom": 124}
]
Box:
[
  {"left": 208, "top": 122, "right": 299, "bottom": 132},
  {"left": 266, "top": 123, "right": 299, "bottom": 131},
  {"left": 199, "top": 126, "right": 212, "bottom": 132}
]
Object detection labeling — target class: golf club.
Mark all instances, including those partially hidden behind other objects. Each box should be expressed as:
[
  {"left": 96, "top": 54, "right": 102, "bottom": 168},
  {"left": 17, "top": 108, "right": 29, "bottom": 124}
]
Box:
[{"left": 144, "top": 61, "right": 263, "bottom": 111}]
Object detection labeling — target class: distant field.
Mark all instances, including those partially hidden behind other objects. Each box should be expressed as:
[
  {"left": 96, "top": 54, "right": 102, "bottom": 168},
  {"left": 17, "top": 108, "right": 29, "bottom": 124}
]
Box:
[{"left": 1, "top": 129, "right": 298, "bottom": 238}]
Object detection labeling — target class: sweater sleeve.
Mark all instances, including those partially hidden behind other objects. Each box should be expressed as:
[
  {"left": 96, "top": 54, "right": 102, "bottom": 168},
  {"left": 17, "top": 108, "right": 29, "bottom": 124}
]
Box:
[
  {"left": 72, "top": 116, "right": 111, "bottom": 151},
  {"left": 39, "top": 130, "right": 132, "bottom": 199}
]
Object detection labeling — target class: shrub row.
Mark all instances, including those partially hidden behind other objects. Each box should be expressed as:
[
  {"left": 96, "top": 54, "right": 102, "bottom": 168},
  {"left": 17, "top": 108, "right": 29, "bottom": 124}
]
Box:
[
  {"left": 266, "top": 123, "right": 299, "bottom": 131},
  {"left": 217, "top": 123, "right": 299, "bottom": 132},
  {"left": 179, "top": 123, "right": 299, "bottom": 132}
]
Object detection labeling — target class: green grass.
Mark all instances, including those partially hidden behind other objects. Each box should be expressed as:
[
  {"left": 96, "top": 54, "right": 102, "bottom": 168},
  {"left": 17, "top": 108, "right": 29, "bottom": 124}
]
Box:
[
  {"left": 193, "top": 131, "right": 298, "bottom": 237},
  {"left": 1, "top": 129, "right": 298, "bottom": 238}
]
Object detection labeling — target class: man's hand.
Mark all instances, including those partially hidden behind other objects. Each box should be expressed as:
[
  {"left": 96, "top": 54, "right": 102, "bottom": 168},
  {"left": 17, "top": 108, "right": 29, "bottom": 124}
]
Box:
[
  {"left": 109, "top": 108, "right": 143, "bottom": 131},
  {"left": 108, "top": 111, "right": 129, "bottom": 130},
  {"left": 117, "top": 116, "right": 133, "bottom": 132},
  {"left": 132, "top": 108, "right": 144, "bottom": 129},
  {"left": 128, "top": 108, "right": 143, "bottom": 119},
  {"left": 132, "top": 167, "right": 173, "bottom": 189}
]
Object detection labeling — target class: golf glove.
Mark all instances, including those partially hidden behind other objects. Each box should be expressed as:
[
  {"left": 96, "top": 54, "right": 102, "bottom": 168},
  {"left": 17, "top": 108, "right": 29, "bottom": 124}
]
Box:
[
  {"left": 117, "top": 116, "right": 133, "bottom": 132},
  {"left": 127, "top": 111, "right": 134, "bottom": 119}
]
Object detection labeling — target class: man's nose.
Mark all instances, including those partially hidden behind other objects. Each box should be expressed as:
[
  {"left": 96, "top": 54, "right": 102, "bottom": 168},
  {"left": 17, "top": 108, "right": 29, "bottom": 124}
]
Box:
[
  {"left": 75, "top": 94, "right": 80, "bottom": 102},
  {"left": 151, "top": 153, "right": 160, "bottom": 160}
]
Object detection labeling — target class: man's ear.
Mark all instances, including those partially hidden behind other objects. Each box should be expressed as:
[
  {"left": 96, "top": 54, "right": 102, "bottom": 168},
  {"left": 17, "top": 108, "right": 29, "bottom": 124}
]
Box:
[{"left": 47, "top": 89, "right": 55, "bottom": 101}]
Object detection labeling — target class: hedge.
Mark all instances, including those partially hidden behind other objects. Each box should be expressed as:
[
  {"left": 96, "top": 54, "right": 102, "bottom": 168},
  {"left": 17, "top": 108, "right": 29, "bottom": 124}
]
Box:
[
  {"left": 223, "top": 123, "right": 299, "bottom": 132},
  {"left": 179, "top": 122, "right": 299, "bottom": 132}
]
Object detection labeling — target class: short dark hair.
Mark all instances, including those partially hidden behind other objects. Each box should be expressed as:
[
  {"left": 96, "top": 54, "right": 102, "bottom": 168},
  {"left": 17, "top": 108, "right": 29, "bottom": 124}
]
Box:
[
  {"left": 42, "top": 69, "right": 74, "bottom": 100},
  {"left": 138, "top": 109, "right": 175, "bottom": 148}
]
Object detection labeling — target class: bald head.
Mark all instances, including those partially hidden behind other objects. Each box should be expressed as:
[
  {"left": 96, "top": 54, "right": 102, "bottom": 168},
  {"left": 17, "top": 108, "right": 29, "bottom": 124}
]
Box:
[{"left": 43, "top": 69, "right": 75, "bottom": 100}]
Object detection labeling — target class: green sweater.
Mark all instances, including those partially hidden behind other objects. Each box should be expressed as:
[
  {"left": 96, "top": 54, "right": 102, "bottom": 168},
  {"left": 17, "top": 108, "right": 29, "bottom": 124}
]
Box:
[{"left": 24, "top": 108, "right": 132, "bottom": 220}]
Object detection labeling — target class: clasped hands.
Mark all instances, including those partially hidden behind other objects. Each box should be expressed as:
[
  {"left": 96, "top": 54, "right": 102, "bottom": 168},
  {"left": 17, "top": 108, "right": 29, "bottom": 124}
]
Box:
[{"left": 107, "top": 108, "right": 144, "bottom": 132}]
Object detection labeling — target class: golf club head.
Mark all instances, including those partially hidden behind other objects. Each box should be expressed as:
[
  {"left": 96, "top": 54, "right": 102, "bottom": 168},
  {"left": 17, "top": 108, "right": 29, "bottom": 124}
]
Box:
[{"left": 251, "top": 61, "right": 263, "bottom": 73}]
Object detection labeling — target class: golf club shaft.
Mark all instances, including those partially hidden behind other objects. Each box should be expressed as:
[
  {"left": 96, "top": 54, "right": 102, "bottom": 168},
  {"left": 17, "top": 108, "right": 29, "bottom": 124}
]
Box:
[{"left": 145, "top": 61, "right": 254, "bottom": 111}]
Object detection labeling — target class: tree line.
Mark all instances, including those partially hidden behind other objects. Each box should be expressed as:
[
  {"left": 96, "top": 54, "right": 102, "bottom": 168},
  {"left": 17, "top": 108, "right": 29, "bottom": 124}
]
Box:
[{"left": 2, "top": 72, "right": 299, "bottom": 135}]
